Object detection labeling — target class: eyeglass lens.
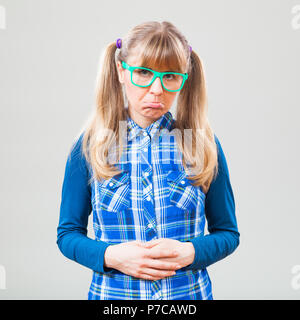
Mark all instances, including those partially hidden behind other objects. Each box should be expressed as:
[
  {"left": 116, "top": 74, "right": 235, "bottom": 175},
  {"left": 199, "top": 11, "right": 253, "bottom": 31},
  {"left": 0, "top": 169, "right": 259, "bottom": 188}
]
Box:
[{"left": 132, "top": 69, "right": 183, "bottom": 91}]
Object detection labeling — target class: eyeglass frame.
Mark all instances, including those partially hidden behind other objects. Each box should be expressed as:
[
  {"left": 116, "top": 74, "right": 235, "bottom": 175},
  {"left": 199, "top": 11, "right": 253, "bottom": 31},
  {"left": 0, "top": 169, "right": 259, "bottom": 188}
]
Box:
[{"left": 121, "top": 60, "right": 189, "bottom": 92}]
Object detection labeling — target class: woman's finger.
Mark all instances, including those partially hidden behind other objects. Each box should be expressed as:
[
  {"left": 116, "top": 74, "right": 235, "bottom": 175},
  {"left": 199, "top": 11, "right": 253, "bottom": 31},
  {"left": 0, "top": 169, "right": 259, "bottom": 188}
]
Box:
[
  {"left": 139, "top": 267, "right": 176, "bottom": 279},
  {"left": 146, "top": 248, "right": 178, "bottom": 259},
  {"left": 142, "top": 238, "right": 164, "bottom": 248}
]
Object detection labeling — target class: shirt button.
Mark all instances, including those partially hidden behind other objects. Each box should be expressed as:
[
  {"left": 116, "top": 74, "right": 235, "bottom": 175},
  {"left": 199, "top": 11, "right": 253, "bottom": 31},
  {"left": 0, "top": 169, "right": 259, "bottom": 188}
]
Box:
[
  {"left": 143, "top": 147, "right": 147, "bottom": 152},
  {"left": 180, "top": 180, "right": 185, "bottom": 184},
  {"left": 147, "top": 195, "right": 151, "bottom": 201},
  {"left": 109, "top": 182, "right": 114, "bottom": 187},
  {"left": 147, "top": 223, "right": 153, "bottom": 228},
  {"left": 143, "top": 131, "right": 148, "bottom": 136},
  {"left": 144, "top": 172, "right": 149, "bottom": 177}
]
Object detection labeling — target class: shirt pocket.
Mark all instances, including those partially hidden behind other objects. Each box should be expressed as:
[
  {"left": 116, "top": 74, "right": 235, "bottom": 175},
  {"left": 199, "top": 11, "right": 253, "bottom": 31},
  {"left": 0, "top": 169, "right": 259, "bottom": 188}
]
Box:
[
  {"left": 166, "top": 170, "right": 198, "bottom": 212},
  {"left": 98, "top": 171, "right": 131, "bottom": 213}
]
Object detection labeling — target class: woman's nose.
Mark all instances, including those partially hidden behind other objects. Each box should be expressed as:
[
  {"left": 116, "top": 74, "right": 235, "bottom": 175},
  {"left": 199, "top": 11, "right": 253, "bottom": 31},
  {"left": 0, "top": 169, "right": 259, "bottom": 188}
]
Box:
[{"left": 149, "top": 77, "right": 163, "bottom": 93}]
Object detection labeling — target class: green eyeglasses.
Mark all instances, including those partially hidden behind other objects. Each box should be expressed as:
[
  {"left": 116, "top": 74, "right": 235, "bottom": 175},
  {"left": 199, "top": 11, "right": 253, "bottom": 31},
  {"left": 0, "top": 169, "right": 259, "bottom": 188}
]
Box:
[{"left": 121, "top": 60, "right": 188, "bottom": 92}]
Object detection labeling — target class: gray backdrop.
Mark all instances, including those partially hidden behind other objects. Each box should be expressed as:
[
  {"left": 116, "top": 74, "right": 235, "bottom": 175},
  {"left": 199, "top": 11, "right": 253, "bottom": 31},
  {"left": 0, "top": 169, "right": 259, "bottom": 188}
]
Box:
[{"left": 0, "top": 0, "right": 299, "bottom": 299}]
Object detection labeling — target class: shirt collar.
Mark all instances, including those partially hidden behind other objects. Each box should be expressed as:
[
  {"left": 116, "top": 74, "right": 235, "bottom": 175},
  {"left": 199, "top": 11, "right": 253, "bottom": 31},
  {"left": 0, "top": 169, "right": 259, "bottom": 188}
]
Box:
[{"left": 127, "top": 110, "right": 175, "bottom": 142}]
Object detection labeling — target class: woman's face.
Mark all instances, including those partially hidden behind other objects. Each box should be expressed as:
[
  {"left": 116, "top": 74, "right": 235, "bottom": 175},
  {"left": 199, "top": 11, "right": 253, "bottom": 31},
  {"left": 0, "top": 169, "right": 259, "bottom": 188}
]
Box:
[{"left": 116, "top": 53, "right": 178, "bottom": 129}]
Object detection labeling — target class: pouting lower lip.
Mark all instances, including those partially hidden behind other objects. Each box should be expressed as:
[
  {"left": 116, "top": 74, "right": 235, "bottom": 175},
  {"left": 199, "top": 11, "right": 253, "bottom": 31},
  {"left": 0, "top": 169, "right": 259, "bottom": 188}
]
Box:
[{"left": 146, "top": 103, "right": 163, "bottom": 108}]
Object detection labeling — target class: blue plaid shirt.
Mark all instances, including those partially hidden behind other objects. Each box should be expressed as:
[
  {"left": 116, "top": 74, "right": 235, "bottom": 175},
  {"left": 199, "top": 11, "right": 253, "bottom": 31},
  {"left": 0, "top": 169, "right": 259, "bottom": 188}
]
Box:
[{"left": 57, "top": 110, "right": 240, "bottom": 300}]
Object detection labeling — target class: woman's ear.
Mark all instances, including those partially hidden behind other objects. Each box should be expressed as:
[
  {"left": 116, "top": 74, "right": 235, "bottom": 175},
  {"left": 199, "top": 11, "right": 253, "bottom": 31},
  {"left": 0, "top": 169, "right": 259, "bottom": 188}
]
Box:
[{"left": 116, "top": 61, "right": 125, "bottom": 84}]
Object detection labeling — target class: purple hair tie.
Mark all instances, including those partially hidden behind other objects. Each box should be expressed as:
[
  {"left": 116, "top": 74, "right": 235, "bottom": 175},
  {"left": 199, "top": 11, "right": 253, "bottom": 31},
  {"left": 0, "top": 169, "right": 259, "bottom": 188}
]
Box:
[
  {"left": 116, "top": 38, "right": 122, "bottom": 49},
  {"left": 189, "top": 45, "right": 192, "bottom": 52}
]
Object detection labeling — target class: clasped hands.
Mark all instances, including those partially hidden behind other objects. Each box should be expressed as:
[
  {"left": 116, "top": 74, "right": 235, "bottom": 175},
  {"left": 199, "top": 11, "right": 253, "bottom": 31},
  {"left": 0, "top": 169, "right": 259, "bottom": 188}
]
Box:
[{"left": 104, "top": 238, "right": 195, "bottom": 281}]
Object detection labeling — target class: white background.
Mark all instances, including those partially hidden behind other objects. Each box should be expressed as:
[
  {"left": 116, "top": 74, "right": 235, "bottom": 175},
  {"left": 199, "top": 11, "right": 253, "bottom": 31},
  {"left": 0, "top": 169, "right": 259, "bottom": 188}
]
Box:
[{"left": 0, "top": 0, "right": 300, "bottom": 299}]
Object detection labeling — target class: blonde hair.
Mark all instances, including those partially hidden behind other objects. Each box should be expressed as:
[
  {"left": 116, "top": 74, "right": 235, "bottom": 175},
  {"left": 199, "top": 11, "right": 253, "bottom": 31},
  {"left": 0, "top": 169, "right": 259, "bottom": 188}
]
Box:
[{"left": 80, "top": 20, "right": 218, "bottom": 194}]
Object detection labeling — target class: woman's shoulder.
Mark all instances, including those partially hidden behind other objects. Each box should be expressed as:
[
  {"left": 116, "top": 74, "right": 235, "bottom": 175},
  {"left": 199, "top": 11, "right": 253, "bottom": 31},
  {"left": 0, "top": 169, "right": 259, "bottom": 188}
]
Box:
[
  {"left": 67, "top": 131, "right": 92, "bottom": 178},
  {"left": 212, "top": 133, "right": 231, "bottom": 178},
  {"left": 69, "top": 132, "right": 84, "bottom": 157}
]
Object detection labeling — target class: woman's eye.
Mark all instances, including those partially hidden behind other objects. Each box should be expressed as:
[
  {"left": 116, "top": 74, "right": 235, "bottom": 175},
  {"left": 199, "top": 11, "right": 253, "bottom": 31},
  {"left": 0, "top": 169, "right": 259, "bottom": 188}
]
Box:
[
  {"left": 165, "top": 74, "right": 175, "bottom": 80},
  {"left": 139, "top": 70, "right": 150, "bottom": 75}
]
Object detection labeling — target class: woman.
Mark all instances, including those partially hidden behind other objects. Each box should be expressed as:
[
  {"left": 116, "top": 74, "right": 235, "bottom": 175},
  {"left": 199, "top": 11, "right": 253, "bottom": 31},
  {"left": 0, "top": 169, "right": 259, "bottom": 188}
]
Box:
[{"left": 57, "top": 21, "right": 240, "bottom": 300}]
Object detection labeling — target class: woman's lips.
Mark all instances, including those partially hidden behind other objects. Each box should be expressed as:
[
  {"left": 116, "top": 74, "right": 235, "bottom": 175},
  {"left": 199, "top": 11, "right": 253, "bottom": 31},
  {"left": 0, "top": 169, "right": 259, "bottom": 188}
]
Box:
[{"left": 145, "top": 102, "right": 163, "bottom": 108}]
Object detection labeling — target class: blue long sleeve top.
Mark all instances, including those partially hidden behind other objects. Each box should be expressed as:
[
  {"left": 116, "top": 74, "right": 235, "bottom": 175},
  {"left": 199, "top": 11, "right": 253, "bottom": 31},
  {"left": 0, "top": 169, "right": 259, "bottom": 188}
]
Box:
[{"left": 56, "top": 128, "right": 240, "bottom": 275}]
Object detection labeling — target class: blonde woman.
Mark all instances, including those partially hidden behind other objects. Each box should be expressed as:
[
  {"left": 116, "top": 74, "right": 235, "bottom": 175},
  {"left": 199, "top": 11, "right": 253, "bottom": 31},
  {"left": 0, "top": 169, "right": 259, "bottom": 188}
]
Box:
[{"left": 57, "top": 21, "right": 240, "bottom": 300}]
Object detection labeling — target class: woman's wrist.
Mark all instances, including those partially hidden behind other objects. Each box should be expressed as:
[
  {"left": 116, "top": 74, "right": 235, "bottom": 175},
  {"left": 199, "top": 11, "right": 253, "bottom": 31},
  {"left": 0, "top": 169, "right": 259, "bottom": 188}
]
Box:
[
  {"left": 104, "top": 245, "right": 114, "bottom": 268},
  {"left": 184, "top": 242, "right": 195, "bottom": 266}
]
